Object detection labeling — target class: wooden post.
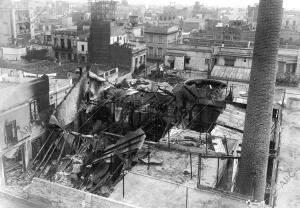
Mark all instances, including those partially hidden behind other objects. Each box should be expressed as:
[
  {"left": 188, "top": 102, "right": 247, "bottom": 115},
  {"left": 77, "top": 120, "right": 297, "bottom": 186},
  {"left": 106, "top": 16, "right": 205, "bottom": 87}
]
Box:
[
  {"left": 122, "top": 169, "right": 125, "bottom": 198},
  {"left": 197, "top": 154, "right": 201, "bottom": 188},
  {"left": 205, "top": 132, "right": 208, "bottom": 155},
  {"left": 216, "top": 158, "right": 220, "bottom": 185},
  {"left": 168, "top": 128, "right": 170, "bottom": 149},
  {"left": 190, "top": 152, "right": 192, "bottom": 179},
  {"left": 186, "top": 187, "right": 188, "bottom": 208},
  {"left": 226, "top": 159, "right": 229, "bottom": 190},
  {"left": 0, "top": 155, "right": 7, "bottom": 186},
  {"left": 24, "top": 140, "right": 33, "bottom": 170},
  {"left": 110, "top": 154, "right": 113, "bottom": 174},
  {"left": 21, "top": 144, "right": 26, "bottom": 172},
  {"left": 147, "top": 144, "right": 150, "bottom": 170},
  {"left": 225, "top": 81, "right": 228, "bottom": 99},
  {"left": 224, "top": 136, "right": 229, "bottom": 156}
]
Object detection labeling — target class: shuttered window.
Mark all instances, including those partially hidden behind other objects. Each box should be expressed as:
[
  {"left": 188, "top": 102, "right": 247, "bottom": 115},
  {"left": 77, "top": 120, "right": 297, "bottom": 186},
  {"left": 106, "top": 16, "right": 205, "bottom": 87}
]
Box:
[{"left": 30, "top": 100, "right": 39, "bottom": 122}]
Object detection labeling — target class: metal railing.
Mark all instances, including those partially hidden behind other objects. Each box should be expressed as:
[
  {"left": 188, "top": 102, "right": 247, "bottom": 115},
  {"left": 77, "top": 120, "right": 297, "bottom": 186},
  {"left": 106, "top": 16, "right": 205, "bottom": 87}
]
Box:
[
  {"left": 98, "top": 68, "right": 119, "bottom": 79},
  {"left": 120, "top": 167, "right": 247, "bottom": 208}
]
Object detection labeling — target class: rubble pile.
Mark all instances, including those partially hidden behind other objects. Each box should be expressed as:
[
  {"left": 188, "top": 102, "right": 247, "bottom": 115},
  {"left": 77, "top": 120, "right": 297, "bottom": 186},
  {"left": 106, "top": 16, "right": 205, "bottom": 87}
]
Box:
[
  {"left": 6, "top": 163, "right": 35, "bottom": 186},
  {"left": 147, "top": 72, "right": 186, "bottom": 86},
  {"left": 4, "top": 72, "right": 230, "bottom": 200},
  {"left": 160, "top": 127, "right": 210, "bottom": 147}
]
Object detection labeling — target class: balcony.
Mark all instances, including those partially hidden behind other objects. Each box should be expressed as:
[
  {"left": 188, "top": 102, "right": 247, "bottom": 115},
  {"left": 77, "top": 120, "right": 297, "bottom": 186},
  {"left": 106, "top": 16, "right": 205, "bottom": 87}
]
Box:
[
  {"left": 53, "top": 45, "right": 74, "bottom": 52},
  {"left": 52, "top": 30, "right": 88, "bottom": 37},
  {"left": 17, "top": 29, "right": 31, "bottom": 35}
]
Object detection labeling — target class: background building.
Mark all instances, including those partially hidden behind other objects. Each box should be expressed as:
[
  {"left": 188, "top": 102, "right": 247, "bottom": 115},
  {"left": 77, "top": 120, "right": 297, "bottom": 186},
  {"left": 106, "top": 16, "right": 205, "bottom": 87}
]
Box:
[
  {"left": 144, "top": 25, "right": 179, "bottom": 62},
  {"left": 52, "top": 26, "right": 89, "bottom": 63},
  {"left": 0, "top": 5, "right": 34, "bottom": 47},
  {"left": 246, "top": 4, "right": 259, "bottom": 28},
  {"left": 165, "top": 44, "right": 211, "bottom": 71},
  {"left": 55, "top": 1, "right": 71, "bottom": 16}
]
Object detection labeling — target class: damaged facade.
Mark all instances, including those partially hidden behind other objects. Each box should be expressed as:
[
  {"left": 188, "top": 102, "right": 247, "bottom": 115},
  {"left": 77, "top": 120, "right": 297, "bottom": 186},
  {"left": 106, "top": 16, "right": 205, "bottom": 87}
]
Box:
[{"left": 0, "top": 76, "right": 49, "bottom": 186}]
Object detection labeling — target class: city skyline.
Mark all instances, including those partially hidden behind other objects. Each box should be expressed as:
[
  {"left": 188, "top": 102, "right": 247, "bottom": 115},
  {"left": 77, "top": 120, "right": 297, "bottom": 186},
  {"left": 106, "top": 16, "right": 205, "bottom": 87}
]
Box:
[
  {"left": 67, "top": 0, "right": 300, "bottom": 10},
  {"left": 126, "top": 0, "right": 299, "bottom": 9}
]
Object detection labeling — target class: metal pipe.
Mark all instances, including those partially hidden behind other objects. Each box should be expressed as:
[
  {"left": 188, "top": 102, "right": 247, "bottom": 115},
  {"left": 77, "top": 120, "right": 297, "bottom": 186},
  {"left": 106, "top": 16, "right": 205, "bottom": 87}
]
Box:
[
  {"left": 76, "top": 136, "right": 81, "bottom": 151},
  {"left": 32, "top": 141, "right": 55, "bottom": 178},
  {"left": 97, "top": 133, "right": 145, "bottom": 155},
  {"left": 31, "top": 130, "right": 54, "bottom": 165},
  {"left": 37, "top": 136, "right": 63, "bottom": 177},
  {"left": 56, "top": 139, "right": 66, "bottom": 167},
  {"left": 96, "top": 149, "right": 138, "bottom": 162},
  {"left": 199, "top": 155, "right": 241, "bottom": 159},
  {"left": 92, "top": 139, "right": 143, "bottom": 163},
  {"left": 80, "top": 136, "right": 90, "bottom": 149}
]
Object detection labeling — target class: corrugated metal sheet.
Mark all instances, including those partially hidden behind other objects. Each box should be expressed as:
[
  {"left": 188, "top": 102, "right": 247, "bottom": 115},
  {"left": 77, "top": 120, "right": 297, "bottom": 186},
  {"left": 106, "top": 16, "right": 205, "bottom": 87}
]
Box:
[{"left": 210, "top": 65, "right": 251, "bottom": 82}]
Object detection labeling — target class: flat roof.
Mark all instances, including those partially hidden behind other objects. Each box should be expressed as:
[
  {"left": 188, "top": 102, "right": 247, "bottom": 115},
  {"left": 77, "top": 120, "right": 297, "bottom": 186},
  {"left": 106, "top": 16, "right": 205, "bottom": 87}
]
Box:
[
  {"left": 0, "top": 60, "right": 83, "bottom": 79},
  {"left": 0, "top": 82, "right": 18, "bottom": 89},
  {"left": 111, "top": 25, "right": 126, "bottom": 37},
  {"left": 110, "top": 172, "right": 249, "bottom": 208},
  {"left": 131, "top": 144, "right": 235, "bottom": 187},
  {"left": 49, "top": 79, "right": 71, "bottom": 93},
  {"left": 144, "top": 25, "right": 179, "bottom": 35}
]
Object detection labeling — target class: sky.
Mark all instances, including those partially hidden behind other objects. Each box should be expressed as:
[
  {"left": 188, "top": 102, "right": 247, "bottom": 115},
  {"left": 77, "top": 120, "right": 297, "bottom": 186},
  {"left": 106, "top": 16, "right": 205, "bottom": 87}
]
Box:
[{"left": 125, "top": 0, "right": 300, "bottom": 10}]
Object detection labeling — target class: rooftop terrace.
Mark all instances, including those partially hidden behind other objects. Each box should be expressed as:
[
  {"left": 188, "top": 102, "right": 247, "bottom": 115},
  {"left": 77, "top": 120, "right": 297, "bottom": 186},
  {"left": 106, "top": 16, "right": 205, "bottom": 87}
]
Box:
[{"left": 0, "top": 59, "right": 83, "bottom": 79}]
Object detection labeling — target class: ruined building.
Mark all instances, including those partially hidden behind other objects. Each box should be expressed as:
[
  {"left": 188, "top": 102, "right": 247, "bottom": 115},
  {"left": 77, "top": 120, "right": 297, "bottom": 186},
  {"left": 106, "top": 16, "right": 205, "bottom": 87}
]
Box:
[{"left": 0, "top": 76, "right": 50, "bottom": 186}]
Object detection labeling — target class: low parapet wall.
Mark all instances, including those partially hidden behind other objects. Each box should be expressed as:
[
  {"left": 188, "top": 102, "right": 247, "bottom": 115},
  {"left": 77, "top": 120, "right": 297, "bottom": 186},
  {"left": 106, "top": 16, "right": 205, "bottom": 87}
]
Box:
[
  {"left": 286, "top": 97, "right": 300, "bottom": 110},
  {"left": 26, "top": 178, "right": 138, "bottom": 208}
]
